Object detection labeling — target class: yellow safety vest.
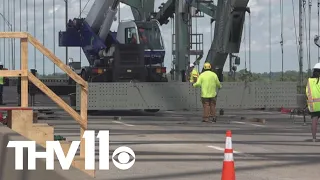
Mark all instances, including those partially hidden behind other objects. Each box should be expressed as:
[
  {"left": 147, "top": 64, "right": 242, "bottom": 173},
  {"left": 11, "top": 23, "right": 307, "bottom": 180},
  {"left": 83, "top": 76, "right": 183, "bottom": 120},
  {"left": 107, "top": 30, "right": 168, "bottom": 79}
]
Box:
[
  {"left": 193, "top": 71, "right": 222, "bottom": 98},
  {"left": 0, "top": 76, "right": 3, "bottom": 85},
  {"left": 306, "top": 78, "right": 320, "bottom": 112},
  {"left": 189, "top": 69, "right": 199, "bottom": 83}
]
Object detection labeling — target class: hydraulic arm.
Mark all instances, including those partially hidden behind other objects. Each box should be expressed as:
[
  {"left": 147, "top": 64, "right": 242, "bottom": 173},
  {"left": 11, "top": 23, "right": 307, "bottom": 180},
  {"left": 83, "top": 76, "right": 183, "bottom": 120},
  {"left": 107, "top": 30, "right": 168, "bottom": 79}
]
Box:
[{"left": 207, "top": 0, "right": 250, "bottom": 74}]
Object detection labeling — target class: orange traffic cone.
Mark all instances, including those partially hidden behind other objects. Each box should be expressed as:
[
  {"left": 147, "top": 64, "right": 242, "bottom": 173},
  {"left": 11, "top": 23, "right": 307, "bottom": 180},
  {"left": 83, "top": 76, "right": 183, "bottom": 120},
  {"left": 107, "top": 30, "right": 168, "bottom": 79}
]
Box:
[{"left": 221, "top": 130, "right": 235, "bottom": 180}]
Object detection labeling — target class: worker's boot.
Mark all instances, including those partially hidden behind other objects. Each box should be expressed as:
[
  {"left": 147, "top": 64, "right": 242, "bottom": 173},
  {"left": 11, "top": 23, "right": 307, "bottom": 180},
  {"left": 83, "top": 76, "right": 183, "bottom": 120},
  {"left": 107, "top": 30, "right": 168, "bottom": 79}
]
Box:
[
  {"left": 202, "top": 119, "right": 209, "bottom": 123},
  {"left": 211, "top": 117, "right": 217, "bottom": 123}
]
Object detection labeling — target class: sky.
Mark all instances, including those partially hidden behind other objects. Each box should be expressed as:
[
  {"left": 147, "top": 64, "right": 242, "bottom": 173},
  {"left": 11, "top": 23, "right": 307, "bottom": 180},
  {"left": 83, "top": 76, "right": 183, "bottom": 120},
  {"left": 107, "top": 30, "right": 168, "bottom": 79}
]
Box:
[{"left": 0, "top": 0, "right": 318, "bottom": 75}]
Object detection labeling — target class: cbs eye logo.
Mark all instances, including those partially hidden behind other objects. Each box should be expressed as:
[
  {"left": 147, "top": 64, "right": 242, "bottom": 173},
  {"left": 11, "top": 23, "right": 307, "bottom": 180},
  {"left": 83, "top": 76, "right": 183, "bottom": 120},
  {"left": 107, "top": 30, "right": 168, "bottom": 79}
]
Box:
[{"left": 112, "top": 146, "right": 136, "bottom": 170}]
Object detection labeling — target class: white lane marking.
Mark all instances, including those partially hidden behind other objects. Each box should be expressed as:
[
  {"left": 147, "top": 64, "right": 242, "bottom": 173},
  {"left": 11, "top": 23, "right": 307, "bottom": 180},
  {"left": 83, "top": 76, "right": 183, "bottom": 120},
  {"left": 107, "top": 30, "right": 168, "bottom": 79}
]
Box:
[
  {"left": 207, "top": 145, "right": 241, "bottom": 154},
  {"left": 233, "top": 121, "right": 265, "bottom": 127},
  {"left": 112, "top": 121, "right": 135, "bottom": 127}
]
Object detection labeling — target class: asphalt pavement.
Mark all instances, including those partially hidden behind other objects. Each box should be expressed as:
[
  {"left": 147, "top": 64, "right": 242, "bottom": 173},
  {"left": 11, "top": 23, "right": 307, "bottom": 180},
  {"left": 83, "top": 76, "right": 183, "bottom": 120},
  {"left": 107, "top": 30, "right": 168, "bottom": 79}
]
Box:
[{"left": 35, "top": 109, "right": 320, "bottom": 180}]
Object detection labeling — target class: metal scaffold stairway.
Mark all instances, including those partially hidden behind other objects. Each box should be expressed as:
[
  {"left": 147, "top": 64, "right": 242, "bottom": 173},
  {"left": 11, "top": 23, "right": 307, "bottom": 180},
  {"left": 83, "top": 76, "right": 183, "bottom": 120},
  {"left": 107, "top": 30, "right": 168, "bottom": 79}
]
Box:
[{"left": 172, "top": 5, "right": 204, "bottom": 63}]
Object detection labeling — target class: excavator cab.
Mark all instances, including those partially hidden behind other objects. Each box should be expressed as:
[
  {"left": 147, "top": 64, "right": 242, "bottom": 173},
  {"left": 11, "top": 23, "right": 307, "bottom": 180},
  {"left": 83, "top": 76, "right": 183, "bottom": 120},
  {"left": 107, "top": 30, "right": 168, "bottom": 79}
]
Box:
[
  {"left": 118, "top": 20, "right": 164, "bottom": 51},
  {"left": 134, "top": 21, "right": 164, "bottom": 51},
  {"left": 117, "top": 20, "right": 167, "bottom": 82}
]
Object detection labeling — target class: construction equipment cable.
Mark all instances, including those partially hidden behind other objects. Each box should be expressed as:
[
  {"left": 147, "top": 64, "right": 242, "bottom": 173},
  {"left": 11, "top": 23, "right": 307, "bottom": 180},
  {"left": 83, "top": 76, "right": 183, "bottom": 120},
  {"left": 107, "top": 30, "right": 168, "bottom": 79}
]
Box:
[
  {"left": 26, "top": 0, "right": 28, "bottom": 32},
  {"left": 269, "top": 0, "right": 272, "bottom": 81},
  {"left": 78, "top": 0, "right": 91, "bottom": 18},
  {"left": 244, "top": 17, "right": 247, "bottom": 71},
  {"left": 303, "top": 0, "right": 311, "bottom": 76},
  {"left": 248, "top": 12, "right": 251, "bottom": 73},
  {"left": 10, "top": 0, "right": 13, "bottom": 70},
  {"left": 308, "top": 0, "right": 312, "bottom": 76},
  {"left": 42, "top": 0, "right": 45, "bottom": 75},
  {"left": 291, "top": 0, "right": 300, "bottom": 62},
  {"left": 3, "top": 0, "right": 5, "bottom": 67},
  {"left": 53, "top": 0, "right": 56, "bottom": 75},
  {"left": 7, "top": 0, "right": 10, "bottom": 69},
  {"left": 0, "top": 1, "right": 2, "bottom": 66},
  {"left": 80, "top": 0, "right": 82, "bottom": 65},
  {"left": 171, "top": 17, "right": 174, "bottom": 71},
  {"left": 34, "top": 0, "right": 36, "bottom": 69},
  {"left": 280, "top": 0, "right": 284, "bottom": 81},
  {"left": 318, "top": 0, "right": 320, "bottom": 62},
  {"left": 13, "top": 0, "right": 16, "bottom": 69},
  {"left": 19, "top": 0, "right": 21, "bottom": 68}
]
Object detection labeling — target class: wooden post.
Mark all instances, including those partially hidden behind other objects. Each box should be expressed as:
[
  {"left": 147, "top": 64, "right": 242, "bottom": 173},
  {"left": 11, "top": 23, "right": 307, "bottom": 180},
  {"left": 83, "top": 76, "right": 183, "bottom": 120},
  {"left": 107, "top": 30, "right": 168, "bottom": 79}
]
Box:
[
  {"left": 20, "top": 38, "right": 28, "bottom": 107},
  {"left": 80, "top": 86, "right": 88, "bottom": 158}
]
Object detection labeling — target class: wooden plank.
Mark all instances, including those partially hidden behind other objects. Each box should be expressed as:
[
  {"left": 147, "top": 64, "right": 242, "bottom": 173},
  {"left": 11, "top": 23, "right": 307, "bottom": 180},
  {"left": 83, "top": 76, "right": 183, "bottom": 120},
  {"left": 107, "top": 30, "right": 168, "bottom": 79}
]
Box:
[
  {"left": 0, "top": 32, "right": 28, "bottom": 38},
  {"left": 20, "top": 38, "right": 28, "bottom": 107},
  {"left": 27, "top": 34, "right": 88, "bottom": 89},
  {"left": 27, "top": 124, "right": 54, "bottom": 148},
  {"left": 80, "top": 87, "right": 88, "bottom": 158},
  {"left": 0, "top": 70, "right": 27, "bottom": 77},
  {"left": 0, "top": 107, "right": 32, "bottom": 110},
  {"left": 8, "top": 109, "right": 34, "bottom": 137},
  {"left": 27, "top": 72, "right": 87, "bottom": 129}
]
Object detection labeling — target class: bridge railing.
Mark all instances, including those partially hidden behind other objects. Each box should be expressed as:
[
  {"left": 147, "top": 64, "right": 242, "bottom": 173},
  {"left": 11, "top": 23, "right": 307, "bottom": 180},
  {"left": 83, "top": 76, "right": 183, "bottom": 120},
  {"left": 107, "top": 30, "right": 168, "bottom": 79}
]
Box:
[{"left": 0, "top": 32, "right": 88, "bottom": 157}]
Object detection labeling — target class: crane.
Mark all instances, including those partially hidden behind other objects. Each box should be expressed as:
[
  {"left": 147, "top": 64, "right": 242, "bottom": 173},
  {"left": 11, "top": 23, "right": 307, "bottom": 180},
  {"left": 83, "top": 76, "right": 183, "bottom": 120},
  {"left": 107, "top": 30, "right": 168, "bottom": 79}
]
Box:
[
  {"left": 59, "top": 0, "right": 251, "bottom": 112},
  {"left": 59, "top": 0, "right": 168, "bottom": 83}
]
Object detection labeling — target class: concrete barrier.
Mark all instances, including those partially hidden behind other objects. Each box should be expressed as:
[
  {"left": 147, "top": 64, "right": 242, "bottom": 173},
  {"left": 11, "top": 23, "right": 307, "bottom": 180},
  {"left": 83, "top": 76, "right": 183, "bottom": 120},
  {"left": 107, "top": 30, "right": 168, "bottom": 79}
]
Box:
[{"left": 0, "top": 125, "right": 94, "bottom": 180}]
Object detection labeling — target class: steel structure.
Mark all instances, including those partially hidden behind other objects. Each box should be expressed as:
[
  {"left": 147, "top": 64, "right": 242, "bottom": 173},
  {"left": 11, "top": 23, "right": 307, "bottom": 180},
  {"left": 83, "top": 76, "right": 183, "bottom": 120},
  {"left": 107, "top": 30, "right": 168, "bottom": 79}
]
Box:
[
  {"left": 59, "top": 0, "right": 168, "bottom": 84},
  {"left": 72, "top": 0, "right": 264, "bottom": 111}
]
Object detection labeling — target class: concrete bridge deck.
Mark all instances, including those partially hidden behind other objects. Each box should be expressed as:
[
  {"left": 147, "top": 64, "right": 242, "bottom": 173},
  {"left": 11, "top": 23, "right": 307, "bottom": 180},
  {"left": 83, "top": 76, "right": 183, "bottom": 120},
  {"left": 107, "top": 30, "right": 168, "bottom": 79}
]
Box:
[{"left": 0, "top": 85, "right": 319, "bottom": 179}]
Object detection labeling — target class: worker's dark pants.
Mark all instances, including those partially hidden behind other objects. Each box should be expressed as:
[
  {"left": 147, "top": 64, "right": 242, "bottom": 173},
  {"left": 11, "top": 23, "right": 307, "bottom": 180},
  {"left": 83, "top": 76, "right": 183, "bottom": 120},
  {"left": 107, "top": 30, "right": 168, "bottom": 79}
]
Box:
[
  {"left": 0, "top": 84, "right": 3, "bottom": 104},
  {"left": 201, "top": 97, "right": 217, "bottom": 121}
]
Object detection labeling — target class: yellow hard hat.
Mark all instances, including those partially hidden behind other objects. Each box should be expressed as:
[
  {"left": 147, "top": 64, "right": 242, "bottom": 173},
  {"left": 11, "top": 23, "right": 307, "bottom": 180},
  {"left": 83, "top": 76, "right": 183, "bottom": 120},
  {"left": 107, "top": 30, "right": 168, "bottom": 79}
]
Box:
[{"left": 203, "top": 62, "right": 211, "bottom": 70}]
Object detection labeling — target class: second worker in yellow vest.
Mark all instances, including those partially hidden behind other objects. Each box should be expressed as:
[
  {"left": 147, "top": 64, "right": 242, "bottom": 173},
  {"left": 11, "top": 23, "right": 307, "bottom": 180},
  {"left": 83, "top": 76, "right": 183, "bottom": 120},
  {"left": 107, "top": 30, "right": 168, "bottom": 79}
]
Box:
[
  {"left": 189, "top": 63, "right": 199, "bottom": 83},
  {"left": 306, "top": 62, "right": 320, "bottom": 142},
  {"left": 193, "top": 62, "right": 222, "bottom": 123}
]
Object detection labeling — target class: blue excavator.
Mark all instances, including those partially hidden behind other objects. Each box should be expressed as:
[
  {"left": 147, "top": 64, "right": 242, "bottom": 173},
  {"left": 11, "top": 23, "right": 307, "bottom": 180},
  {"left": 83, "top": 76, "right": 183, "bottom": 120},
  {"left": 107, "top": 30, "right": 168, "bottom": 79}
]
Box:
[{"left": 59, "top": 0, "right": 168, "bottom": 83}]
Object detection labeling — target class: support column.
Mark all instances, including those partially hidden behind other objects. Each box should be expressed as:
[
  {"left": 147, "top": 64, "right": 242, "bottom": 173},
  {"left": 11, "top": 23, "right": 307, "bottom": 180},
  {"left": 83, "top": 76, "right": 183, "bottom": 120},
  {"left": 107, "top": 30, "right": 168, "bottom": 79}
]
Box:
[{"left": 175, "top": 0, "right": 189, "bottom": 81}]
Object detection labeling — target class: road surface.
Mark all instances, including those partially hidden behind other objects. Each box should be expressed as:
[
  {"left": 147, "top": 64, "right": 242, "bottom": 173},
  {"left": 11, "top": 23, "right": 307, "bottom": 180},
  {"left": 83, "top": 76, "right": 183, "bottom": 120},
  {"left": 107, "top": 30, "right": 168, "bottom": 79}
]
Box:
[{"left": 36, "top": 109, "right": 320, "bottom": 180}]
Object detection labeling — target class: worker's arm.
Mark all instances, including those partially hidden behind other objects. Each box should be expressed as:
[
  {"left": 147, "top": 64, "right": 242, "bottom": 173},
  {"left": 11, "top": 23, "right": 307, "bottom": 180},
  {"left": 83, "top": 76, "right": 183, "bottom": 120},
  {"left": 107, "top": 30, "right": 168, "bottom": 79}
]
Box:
[
  {"left": 193, "top": 74, "right": 202, "bottom": 87},
  {"left": 215, "top": 74, "right": 222, "bottom": 89},
  {"left": 306, "top": 80, "right": 309, "bottom": 98}
]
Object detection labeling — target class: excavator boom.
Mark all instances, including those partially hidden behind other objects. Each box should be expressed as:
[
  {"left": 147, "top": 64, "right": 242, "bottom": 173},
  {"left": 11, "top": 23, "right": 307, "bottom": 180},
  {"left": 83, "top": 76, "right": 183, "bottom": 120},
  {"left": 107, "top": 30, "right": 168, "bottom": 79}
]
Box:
[{"left": 207, "top": 0, "right": 249, "bottom": 71}]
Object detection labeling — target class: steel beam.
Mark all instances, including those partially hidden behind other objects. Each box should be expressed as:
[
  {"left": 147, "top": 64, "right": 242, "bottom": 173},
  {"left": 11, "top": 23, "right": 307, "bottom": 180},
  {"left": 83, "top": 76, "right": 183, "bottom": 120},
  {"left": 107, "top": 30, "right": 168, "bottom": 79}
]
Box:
[
  {"left": 120, "top": 0, "right": 143, "bottom": 20},
  {"left": 154, "top": 0, "right": 175, "bottom": 25},
  {"left": 190, "top": 1, "right": 216, "bottom": 18},
  {"left": 174, "top": 0, "right": 189, "bottom": 81},
  {"left": 206, "top": 0, "right": 249, "bottom": 70},
  {"left": 121, "top": 0, "right": 155, "bottom": 21}
]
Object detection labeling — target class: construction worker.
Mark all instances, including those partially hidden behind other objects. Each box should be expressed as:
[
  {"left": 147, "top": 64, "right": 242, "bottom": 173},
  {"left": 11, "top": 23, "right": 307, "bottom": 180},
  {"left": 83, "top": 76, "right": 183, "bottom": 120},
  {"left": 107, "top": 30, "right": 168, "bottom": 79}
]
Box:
[
  {"left": 188, "top": 63, "right": 199, "bottom": 83},
  {"left": 193, "top": 62, "right": 221, "bottom": 123},
  {"left": 0, "top": 62, "right": 4, "bottom": 105},
  {"left": 306, "top": 62, "right": 320, "bottom": 142}
]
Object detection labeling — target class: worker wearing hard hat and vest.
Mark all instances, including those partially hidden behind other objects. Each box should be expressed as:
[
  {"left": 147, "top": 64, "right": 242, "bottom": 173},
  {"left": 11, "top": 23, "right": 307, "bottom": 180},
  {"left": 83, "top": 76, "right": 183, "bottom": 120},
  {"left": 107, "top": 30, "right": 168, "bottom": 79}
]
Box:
[
  {"left": 188, "top": 63, "right": 199, "bottom": 83},
  {"left": 0, "top": 62, "right": 5, "bottom": 105},
  {"left": 306, "top": 62, "right": 320, "bottom": 142},
  {"left": 193, "top": 62, "right": 221, "bottom": 123}
]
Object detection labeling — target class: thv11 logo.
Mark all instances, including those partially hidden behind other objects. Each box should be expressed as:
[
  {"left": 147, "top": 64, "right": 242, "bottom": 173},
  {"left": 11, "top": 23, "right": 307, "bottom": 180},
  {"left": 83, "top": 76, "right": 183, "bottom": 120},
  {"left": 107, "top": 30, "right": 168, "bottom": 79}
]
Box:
[{"left": 7, "top": 130, "right": 136, "bottom": 170}]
